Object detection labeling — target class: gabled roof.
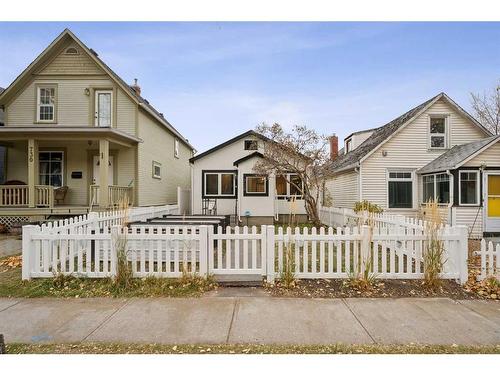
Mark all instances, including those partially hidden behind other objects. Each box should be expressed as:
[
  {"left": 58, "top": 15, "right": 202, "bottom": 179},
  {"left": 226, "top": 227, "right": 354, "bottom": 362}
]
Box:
[
  {"left": 418, "top": 136, "right": 500, "bottom": 174},
  {"left": 0, "top": 29, "right": 194, "bottom": 150},
  {"left": 326, "top": 92, "right": 491, "bottom": 174},
  {"left": 190, "top": 130, "right": 268, "bottom": 163},
  {"left": 233, "top": 152, "right": 264, "bottom": 166}
]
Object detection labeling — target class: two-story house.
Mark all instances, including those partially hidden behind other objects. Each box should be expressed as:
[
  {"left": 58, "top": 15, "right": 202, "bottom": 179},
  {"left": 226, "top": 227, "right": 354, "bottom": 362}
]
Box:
[
  {"left": 0, "top": 29, "right": 194, "bottom": 226},
  {"left": 325, "top": 92, "right": 499, "bottom": 237}
]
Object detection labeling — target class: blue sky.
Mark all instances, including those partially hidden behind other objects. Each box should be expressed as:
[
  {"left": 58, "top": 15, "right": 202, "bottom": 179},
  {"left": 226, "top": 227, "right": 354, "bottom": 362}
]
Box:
[{"left": 0, "top": 22, "right": 499, "bottom": 152}]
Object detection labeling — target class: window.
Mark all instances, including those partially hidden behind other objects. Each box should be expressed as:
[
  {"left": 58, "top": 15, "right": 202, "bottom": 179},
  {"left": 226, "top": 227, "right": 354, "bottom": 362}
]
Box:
[
  {"left": 174, "top": 139, "right": 180, "bottom": 158},
  {"left": 388, "top": 171, "right": 413, "bottom": 208},
  {"left": 203, "top": 171, "right": 236, "bottom": 198},
  {"left": 421, "top": 173, "right": 450, "bottom": 204},
  {"left": 429, "top": 117, "right": 447, "bottom": 149},
  {"left": 244, "top": 174, "right": 268, "bottom": 196},
  {"left": 345, "top": 138, "right": 352, "bottom": 153},
  {"left": 244, "top": 140, "right": 258, "bottom": 150},
  {"left": 152, "top": 161, "right": 161, "bottom": 179},
  {"left": 39, "top": 151, "right": 63, "bottom": 187},
  {"left": 276, "top": 173, "right": 303, "bottom": 198},
  {"left": 94, "top": 90, "right": 113, "bottom": 127},
  {"left": 37, "top": 87, "right": 56, "bottom": 122},
  {"left": 459, "top": 171, "right": 479, "bottom": 205}
]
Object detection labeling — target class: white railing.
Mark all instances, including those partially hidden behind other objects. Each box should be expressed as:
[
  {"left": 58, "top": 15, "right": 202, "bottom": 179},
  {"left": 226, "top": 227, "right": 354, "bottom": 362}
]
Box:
[
  {"left": 35, "top": 185, "right": 54, "bottom": 207},
  {"left": 23, "top": 222, "right": 469, "bottom": 284},
  {"left": 90, "top": 185, "right": 134, "bottom": 208},
  {"left": 475, "top": 240, "right": 500, "bottom": 281},
  {"left": 320, "top": 206, "right": 425, "bottom": 232},
  {"left": 0, "top": 185, "right": 28, "bottom": 206}
]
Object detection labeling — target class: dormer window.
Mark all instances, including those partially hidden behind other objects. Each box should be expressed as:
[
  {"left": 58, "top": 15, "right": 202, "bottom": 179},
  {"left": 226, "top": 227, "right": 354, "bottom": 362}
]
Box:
[
  {"left": 429, "top": 117, "right": 447, "bottom": 149},
  {"left": 64, "top": 47, "right": 79, "bottom": 55},
  {"left": 36, "top": 86, "right": 56, "bottom": 123},
  {"left": 244, "top": 140, "right": 258, "bottom": 150},
  {"left": 345, "top": 138, "right": 352, "bottom": 153}
]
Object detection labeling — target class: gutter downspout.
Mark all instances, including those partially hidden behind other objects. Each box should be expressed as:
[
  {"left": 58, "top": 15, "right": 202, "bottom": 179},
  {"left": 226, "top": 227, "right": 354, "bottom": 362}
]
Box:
[
  {"left": 355, "top": 166, "right": 362, "bottom": 201},
  {"left": 446, "top": 169, "right": 453, "bottom": 225}
]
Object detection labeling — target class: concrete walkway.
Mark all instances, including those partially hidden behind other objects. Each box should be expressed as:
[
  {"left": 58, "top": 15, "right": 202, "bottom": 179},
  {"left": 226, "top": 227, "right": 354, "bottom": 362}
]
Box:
[{"left": 0, "top": 294, "right": 499, "bottom": 345}]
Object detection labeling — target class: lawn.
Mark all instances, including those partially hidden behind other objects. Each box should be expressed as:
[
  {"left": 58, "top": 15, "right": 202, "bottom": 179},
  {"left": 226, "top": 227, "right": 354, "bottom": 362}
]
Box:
[
  {"left": 0, "top": 255, "right": 216, "bottom": 298},
  {"left": 4, "top": 342, "right": 500, "bottom": 354}
]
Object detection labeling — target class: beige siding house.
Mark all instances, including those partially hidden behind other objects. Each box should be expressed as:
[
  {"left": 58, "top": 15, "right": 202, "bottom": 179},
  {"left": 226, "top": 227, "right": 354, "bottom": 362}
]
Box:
[
  {"left": 325, "top": 93, "right": 497, "bottom": 237},
  {"left": 190, "top": 130, "right": 307, "bottom": 225},
  {"left": 0, "top": 29, "right": 194, "bottom": 224}
]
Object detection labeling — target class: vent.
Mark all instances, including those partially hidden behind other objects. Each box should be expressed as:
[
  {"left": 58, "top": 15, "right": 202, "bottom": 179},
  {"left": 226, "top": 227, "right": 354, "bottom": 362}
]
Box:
[{"left": 65, "top": 47, "right": 79, "bottom": 55}]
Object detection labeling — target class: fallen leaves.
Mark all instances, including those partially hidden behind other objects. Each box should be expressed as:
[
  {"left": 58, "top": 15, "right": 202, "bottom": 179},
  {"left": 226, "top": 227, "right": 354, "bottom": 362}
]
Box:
[{"left": 0, "top": 255, "right": 22, "bottom": 269}]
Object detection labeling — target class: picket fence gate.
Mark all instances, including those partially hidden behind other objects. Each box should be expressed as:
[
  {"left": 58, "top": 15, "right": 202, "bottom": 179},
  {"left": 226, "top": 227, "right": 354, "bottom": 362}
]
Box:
[
  {"left": 22, "top": 223, "right": 469, "bottom": 284},
  {"left": 475, "top": 240, "right": 500, "bottom": 281}
]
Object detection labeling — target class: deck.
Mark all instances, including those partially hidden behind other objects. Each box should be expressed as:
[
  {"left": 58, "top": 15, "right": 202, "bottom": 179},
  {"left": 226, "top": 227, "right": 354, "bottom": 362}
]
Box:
[{"left": 0, "top": 205, "right": 91, "bottom": 216}]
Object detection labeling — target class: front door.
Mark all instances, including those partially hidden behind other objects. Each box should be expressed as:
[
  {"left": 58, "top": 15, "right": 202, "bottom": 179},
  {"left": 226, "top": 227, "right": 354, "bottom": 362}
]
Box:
[
  {"left": 94, "top": 90, "right": 112, "bottom": 127},
  {"left": 484, "top": 172, "right": 500, "bottom": 232},
  {"left": 92, "top": 155, "right": 114, "bottom": 186}
]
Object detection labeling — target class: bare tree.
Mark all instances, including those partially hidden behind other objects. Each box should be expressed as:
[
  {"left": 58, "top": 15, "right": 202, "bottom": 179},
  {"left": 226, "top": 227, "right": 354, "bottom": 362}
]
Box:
[
  {"left": 470, "top": 82, "right": 500, "bottom": 135},
  {"left": 253, "top": 123, "right": 332, "bottom": 226}
]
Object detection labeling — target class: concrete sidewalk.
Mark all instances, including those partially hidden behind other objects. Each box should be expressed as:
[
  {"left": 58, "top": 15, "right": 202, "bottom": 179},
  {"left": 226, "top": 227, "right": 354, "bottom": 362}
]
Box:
[{"left": 0, "top": 295, "right": 499, "bottom": 345}]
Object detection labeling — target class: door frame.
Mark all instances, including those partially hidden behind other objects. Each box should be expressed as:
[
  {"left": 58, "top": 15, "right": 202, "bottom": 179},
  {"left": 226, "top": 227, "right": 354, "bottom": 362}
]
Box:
[{"left": 483, "top": 171, "right": 500, "bottom": 232}]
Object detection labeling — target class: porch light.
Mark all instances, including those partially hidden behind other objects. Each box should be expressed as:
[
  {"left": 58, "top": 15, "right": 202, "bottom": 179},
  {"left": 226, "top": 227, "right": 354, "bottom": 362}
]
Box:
[{"left": 84, "top": 88, "right": 90, "bottom": 96}]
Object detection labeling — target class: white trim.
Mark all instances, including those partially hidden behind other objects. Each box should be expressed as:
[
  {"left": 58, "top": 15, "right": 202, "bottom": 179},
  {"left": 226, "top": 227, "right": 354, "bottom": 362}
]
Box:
[
  {"left": 244, "top": 175, "right": 267, "bottom": 195},
  {"left": 174, "top": 138, "right": 180, "bottom": 159},
  {"left": 152, "top": 161, "right": 161, "bottom": 179},
  {"left": 421, "top": 172, "right": 451, "bottom": 204},
  {"left": 458, "top": 170, "right": 480, "bottom": 206},
  {"left": 484, "top": 171, "right": 500, "bottom": 232},
  {"left": 94, "top": 90, "right": 113, "bottom": 127},
  {"left": 386, "top": 168, "right": 416, "bottom": 209},
  {"left": 428, "top": 114, "right": 449, "bottom": 150},
  {"left": 36, "top": 86, "right": 56, "bottom": 123}
]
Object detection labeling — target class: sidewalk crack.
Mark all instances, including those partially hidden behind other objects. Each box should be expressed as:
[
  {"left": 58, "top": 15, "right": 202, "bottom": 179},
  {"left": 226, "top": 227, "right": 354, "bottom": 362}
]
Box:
[
  {"left": 225, "top": 298, "right": 238, "bottom": 344},
  {"left": 0, "top": 299, "right": 23, "bottom": 313},
  {"left": 341, "top": 299, "right": 377, "bottom": 344},
  {"left": 82, "top": 298, "right": 131, "bottom": 343}
]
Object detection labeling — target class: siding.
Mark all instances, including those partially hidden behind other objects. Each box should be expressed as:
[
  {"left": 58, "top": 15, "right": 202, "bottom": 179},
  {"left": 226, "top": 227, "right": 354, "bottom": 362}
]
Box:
[
  {"left": 325, "top": 170, "right": 359, "bottom": 209},
  {"left": 360, "top": 98, "right": 487, "bottom": 215},
  {"left": 137, "top": 110, "right": 191, "bottom": 206},
  {"left": 451, "top": 206, "right": 483, "bottom": 238},
  {"left": 464, "top": 141, "right": 500, "bottom": 166}
]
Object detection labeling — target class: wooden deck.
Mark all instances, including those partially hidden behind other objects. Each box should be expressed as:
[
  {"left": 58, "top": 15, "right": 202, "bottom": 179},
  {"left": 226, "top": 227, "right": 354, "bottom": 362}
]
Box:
[{"left": 0, "top": 205, "right": 90, "bottom": 216}]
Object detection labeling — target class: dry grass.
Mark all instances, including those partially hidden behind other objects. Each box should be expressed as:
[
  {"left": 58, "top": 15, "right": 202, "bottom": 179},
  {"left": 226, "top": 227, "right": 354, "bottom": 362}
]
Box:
[{"left": 421, "top": 199, "right": 446, "bottom": 289}]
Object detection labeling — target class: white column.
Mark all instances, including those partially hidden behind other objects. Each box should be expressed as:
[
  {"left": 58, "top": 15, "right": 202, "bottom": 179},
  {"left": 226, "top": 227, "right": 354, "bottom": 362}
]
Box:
[
  {"left": 27, "top": 139, "right": 38, "bottom": 208},
  {"left": 99, "top": 139, "right": 109, "bottom": 208}
]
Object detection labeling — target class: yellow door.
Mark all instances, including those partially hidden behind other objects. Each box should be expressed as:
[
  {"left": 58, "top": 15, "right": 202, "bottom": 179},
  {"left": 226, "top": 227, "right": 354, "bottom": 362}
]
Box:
[{"left": 487, "top": 175, "right": 500, "bottom": 217}]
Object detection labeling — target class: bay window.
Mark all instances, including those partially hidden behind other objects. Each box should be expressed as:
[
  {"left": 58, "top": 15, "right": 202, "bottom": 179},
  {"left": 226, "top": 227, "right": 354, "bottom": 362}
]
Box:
[
  {"left": 388, "top": 171, "right": 413, "bottom": 208},
  {"left": 459, "top": 171, "right": 479, "bottom": 205},
  {"left": 421, "top": 173, "right": 450, "bottom": 204},
  {"left": 203, "top": 171, "right": 236, "bottom": 198}
]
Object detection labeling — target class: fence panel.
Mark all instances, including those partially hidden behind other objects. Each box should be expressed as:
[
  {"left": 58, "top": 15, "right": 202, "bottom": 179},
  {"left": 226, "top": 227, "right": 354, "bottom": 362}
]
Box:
[{"left": 476, "top": 240, "right": 500, "bottom": 281}]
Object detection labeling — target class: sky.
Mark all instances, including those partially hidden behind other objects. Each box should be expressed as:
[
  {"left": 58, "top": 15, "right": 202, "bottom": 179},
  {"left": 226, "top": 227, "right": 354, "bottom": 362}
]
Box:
[{"left": 0, "top": 22, "right": 499, "bottom": 152}]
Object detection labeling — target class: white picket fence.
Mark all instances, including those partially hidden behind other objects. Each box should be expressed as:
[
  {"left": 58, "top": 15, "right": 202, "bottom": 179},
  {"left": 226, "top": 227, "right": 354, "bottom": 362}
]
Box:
[
  {"left": 319, "top": 206, "right": 425, "bottom": 233},
  {"left": 22, "top": 223, "right": 469, "bottom": 284},
  {"left": 475, "top": 240, "right": 500, "bottom": 281}
]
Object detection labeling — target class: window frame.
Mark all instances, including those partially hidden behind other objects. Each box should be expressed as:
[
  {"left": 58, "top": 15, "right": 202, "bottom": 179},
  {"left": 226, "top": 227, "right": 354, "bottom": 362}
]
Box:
[
  {"left": 152, "top": 161, "right": 162, "bottom": 179},
  {"left": 421, "top": 172, "right": 451, "bottom": 205},
  {"left": 39, "top": 150, "right": 64, "bottom": 187},
  {"left": 174, "top": 139, "right": 180, "bottom": 159},
  {"left": 387, "top": 169, "right": 415, "bottom": 209},
  {"left": 459, "top": 170, "right": 480, "bottom": 206},
  {"left": 202, "top": 170, "right": 237, "bottom": 199},
  {"left": 345, "top": 138, "right": 352, "bottom": 153},
  {"left": 428, "top": 116, "right": 448, "bottom": 150},
  {"left": 243, "top": 174, "right": 269, "bottom": 197},
  {"left": 36, "top": 85, "right": 57, "bottom": 123},
  {"left": 276, "top": 173, "right": 303, "bottom": 199}
]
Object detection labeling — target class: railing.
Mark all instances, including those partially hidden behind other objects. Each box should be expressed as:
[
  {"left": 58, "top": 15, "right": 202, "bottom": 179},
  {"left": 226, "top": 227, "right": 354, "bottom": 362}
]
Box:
[
  {"left": 35, "top": 185, "right": 54, "bottom": 207},
  {"left": 0, "top": 185, "right": 54, "bottom": 207},
  {"left": 0, "top": 185, "right": 28, "bottom": 206},
  {"left": 475, "top": 240, "right": 500, "bottom": 281},
  {"left": 22, "top": 222, "right": 469, "bottom": 284},
  {"left": 90, "top": 185, "right": 133, "bottom": 207}
]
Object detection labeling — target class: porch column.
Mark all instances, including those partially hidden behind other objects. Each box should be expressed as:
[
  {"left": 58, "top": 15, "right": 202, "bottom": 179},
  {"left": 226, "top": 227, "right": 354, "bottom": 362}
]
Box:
[
  {"left": 27, "top": 139, "right": 38, "bottom": 208},
  {"left": 99, "top": 139, "right": 109, "bottom": 208}
]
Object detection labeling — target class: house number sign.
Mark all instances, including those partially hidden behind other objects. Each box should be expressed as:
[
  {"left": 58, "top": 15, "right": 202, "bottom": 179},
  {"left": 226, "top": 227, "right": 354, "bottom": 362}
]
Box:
[{"left": 29, "top": 146, "right": 34, "bottom": 163}]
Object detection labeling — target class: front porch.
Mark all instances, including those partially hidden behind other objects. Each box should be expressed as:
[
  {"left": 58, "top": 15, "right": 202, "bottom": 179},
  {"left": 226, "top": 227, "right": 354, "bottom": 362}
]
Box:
[{"left": 0, "top": 126, "right": 139, "bottom": 214}]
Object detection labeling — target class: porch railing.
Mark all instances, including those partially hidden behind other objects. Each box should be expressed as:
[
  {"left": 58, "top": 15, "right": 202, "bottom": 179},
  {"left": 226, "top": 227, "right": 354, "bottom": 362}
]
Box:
[
  {"left": 90, "top": 185, "right": 133, "bottom": 207},
  {"left": 0, "top": 185, "right": 54, "bottom": 207}
]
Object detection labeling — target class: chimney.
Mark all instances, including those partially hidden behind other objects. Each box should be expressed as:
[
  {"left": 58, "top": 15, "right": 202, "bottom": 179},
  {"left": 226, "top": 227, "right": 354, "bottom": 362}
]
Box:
[
  {"left": 329, "top": 134, "right": 338, "bottom": 160},
  {"left": 131, "top": 78, "right": 141, "bottom": 96}
]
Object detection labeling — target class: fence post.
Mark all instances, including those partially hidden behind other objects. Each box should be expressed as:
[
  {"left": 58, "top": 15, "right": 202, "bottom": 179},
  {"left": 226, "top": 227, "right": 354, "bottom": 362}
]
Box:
[
  {"left": 22, "top": 225, "right": 40, "bottom": 280},
  {"left": 110, "top": 225, "right": 121, "bottom": 278},
  {"left": 266, "top": 225, "right": 275, "bottom": 284},
  {"left": 456, "top": 225, "right": 469, "bottom": 285},
  {"left": 199, "top": 225, "right": 209, "bottom": 277},
  {"left": 360, "top": 225, "right": 370, "bottom": 276}
]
